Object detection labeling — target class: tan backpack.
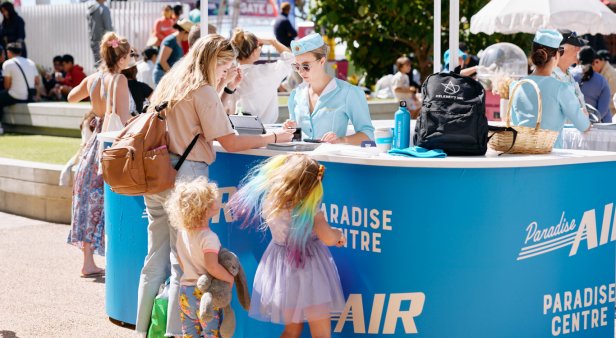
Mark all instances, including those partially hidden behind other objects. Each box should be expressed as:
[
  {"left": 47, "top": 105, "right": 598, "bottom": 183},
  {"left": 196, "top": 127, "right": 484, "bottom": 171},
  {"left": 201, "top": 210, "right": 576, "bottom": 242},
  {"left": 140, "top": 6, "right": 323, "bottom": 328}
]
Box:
[{"left": 101, "top": 102, "right": 199, "bottom": 196}]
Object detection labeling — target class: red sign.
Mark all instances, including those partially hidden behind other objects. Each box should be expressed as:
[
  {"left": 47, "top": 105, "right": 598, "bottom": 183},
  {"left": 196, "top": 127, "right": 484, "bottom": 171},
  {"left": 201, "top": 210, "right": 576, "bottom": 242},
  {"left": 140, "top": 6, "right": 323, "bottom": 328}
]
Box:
[{"left": 239, "top": 0, "right": 279, "bottom": 17}]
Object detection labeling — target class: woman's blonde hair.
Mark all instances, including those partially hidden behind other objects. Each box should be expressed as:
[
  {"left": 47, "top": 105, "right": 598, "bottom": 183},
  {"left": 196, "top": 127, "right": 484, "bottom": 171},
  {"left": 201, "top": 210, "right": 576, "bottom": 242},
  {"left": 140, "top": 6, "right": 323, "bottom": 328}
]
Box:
[
  {"left": 148, "top": 34, "right": 236, "bottom": 111},
  {"left": 308, "top": 44, "right": 328, "bottom": 60},
  {"left": 99, "top": 32, "right": 131, "bottom": 72},
  {"left": 230, "top": 28, "right": 259, "bottom": 61},
  {"left": 165, "top": 177, "right": 219, "bottom": 230}
]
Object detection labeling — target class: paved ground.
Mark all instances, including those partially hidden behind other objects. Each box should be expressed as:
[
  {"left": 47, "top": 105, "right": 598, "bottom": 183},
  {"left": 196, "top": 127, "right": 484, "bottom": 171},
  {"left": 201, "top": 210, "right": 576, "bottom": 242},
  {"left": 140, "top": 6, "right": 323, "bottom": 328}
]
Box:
[
  {"left": 0, "top": 212, "right": 136, "bottom": 338},
  {"left": 1, "top": 211, "right": 615, "bottom": 338}
]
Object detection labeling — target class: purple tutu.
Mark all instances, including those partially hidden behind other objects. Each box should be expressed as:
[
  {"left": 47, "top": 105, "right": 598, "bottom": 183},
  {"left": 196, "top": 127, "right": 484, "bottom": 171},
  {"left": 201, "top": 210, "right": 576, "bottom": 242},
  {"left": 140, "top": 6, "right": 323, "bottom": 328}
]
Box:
[{"left": 249, "top": 238, "right": 345, "bottom": 324}]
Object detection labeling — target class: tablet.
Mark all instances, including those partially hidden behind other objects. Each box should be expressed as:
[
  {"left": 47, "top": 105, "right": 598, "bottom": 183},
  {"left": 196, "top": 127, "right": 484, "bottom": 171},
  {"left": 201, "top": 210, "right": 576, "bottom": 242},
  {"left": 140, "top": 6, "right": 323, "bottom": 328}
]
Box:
[
  {"left": 266, "top": 142, "right": 322, "bottom": 152},
  {"left": 228, "top": 115, "right": 266, "bottom": 135}
]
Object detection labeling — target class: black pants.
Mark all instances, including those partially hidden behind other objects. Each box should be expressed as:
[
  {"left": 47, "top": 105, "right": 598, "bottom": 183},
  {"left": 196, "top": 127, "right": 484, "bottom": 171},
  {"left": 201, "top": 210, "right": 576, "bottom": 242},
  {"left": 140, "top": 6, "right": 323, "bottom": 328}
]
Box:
[{"left": 0, "top": 90, "right": 26, "bottom": 122}]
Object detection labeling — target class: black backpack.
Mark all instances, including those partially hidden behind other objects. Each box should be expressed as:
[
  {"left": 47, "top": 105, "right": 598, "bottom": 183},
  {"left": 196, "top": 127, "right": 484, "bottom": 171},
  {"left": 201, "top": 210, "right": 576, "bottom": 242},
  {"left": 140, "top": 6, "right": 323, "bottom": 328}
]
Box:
[{"left": 414, "top": 72, "right": 488, "bottom": 155}]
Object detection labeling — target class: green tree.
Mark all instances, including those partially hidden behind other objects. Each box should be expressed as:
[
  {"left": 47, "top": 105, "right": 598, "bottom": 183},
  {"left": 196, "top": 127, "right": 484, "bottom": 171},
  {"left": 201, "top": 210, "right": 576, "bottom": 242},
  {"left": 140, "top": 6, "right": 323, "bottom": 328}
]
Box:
[{"left": 311, "top": 0, "right": 531, "bottom": 86}]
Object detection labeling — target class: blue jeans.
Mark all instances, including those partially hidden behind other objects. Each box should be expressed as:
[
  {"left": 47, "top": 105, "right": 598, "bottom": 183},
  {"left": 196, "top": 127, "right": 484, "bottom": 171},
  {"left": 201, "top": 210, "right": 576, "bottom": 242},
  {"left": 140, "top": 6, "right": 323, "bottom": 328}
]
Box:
[{"left": 135, "top": 157, "right": 209, "bottom": 336}]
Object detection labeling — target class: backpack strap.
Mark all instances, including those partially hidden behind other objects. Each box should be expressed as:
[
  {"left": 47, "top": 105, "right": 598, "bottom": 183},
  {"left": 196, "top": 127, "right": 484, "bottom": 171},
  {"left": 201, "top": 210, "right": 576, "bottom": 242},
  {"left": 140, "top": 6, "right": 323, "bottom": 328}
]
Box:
[
  {"left": 152, "top": 101, "right": 201, "bottom": 171},
  {"left": 173, "top": 134, "right": 201, "bottom": 170},
  {"left": 488, "top": 125, "right": 518, "bottom": 155}
]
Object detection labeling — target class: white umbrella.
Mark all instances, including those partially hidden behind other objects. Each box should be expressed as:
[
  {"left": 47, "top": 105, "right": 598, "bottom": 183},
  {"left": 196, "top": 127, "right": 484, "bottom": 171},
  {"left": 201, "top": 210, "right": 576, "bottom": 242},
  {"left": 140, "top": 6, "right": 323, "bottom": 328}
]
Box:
[{"left": 470, "top": 0, "right": 616, "bottom": 35}]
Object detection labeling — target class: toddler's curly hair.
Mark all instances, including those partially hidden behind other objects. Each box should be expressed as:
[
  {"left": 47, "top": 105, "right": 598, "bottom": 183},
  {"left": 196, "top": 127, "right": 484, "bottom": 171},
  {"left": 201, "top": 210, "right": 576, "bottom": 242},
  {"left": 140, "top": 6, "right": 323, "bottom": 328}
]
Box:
[{"left": 165, "top": 177, "right": 219, "bottom": 230}]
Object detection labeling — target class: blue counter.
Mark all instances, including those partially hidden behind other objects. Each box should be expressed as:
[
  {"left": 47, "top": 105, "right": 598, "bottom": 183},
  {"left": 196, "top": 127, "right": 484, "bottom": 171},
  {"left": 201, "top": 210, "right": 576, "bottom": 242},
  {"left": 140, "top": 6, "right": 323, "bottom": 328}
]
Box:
[{"left": 101, "top": 136, "right": 616, "bottom": 337}]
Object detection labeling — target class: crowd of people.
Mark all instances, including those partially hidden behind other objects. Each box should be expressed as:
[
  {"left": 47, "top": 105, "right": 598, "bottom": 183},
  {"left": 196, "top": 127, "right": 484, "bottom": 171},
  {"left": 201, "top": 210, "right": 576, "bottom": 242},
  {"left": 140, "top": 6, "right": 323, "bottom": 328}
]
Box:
[
  {"left": 61, "top": 2, "right": 365, "bottom": 332},
  {"left": 1, "top": 0, "right": 616, "bottom": 337}
]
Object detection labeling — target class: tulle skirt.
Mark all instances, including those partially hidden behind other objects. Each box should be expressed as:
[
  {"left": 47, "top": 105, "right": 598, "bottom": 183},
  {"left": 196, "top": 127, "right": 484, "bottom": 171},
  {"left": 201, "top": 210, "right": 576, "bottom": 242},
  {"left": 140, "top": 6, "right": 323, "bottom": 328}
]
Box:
[{"left": 249, "top": 238, "right": 345, "bottom": 324}]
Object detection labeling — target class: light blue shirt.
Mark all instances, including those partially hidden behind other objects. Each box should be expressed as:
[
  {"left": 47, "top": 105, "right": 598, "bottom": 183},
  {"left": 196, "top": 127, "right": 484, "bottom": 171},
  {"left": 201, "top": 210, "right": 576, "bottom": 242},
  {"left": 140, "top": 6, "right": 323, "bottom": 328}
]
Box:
[
  {"left": 289, "top": 78, "right": 375, "bottom": 140},
  {"left": 552, "top": 67, "right": 586, "bottom": 113},
  {"left": 510, "top": 75, "right": 590, "bottom": 148}
]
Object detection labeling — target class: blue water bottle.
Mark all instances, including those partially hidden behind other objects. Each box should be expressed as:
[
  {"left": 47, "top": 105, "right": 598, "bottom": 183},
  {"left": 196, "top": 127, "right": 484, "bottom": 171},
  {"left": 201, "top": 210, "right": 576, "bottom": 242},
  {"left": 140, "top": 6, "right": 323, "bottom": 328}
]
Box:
[{"left": 393, "top": 100, "right": 410, "bottom": 149}]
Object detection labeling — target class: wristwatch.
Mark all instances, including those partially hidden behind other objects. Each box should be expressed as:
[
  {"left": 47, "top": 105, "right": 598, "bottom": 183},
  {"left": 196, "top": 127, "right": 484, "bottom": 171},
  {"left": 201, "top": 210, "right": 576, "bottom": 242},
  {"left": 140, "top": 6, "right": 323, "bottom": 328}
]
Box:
[{"left": 224, "top": 86, "right": 236, "bottom": 94}]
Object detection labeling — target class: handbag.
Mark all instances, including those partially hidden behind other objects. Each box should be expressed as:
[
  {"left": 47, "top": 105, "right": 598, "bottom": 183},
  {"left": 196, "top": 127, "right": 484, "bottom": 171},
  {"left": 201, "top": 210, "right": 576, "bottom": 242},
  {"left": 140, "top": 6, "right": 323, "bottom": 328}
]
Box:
[
  {"left": 101, "top": 74, "right": 125, "bottom": 133},
  {"left": 147, "top": 280, "right": 170, "bottom": 338},
  {"left": 14, "top": 61, "right": 36, "bottom": 102},
  {"left": 488, "top": 79, "right": 559, "bottom": 154}
]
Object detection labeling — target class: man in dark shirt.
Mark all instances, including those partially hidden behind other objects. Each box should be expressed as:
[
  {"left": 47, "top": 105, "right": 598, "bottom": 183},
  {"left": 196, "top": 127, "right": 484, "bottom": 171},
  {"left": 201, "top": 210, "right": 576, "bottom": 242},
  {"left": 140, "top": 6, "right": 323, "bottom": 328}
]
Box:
[{"left": 273, "top": 2, "right": 297, "bottom": 48}]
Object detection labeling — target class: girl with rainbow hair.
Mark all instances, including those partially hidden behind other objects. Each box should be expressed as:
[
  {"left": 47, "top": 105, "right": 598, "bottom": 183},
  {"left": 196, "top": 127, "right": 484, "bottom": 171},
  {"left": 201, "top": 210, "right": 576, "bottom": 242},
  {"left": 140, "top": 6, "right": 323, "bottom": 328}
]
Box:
[{"left": 229, "top": 153, "right": 346, "bottom": 338}]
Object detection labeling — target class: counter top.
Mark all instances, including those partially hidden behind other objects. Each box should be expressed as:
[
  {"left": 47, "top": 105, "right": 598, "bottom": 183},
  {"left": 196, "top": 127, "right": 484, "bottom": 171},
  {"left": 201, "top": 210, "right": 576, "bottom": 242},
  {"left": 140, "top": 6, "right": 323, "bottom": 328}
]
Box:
[
  {"left": 214, "top": 143, "right": 616, "bottom": 169},
  {"left": 98, "top": 130, "right": 616, "bottom": 169}
]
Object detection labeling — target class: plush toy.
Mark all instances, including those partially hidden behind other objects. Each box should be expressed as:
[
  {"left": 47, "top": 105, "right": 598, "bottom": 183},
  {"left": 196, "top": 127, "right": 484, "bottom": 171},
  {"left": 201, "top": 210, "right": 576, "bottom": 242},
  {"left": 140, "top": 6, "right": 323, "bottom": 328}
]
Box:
[{"left": 196, "top": 248, "right": 250, "bottom": 338}]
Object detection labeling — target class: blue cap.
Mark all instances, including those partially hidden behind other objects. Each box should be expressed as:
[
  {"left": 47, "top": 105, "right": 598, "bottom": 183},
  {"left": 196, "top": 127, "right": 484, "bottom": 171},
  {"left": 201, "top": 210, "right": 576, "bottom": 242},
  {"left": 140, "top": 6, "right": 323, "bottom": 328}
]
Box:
[
  {"left": 533, "top": 29, "right": 563, "bottom": 49},
  {"left": 443, "top": 49, "right": 467, "bottom": 64},
  {"left": 291, "top": 33, "right": 325, "bottom": 56}
]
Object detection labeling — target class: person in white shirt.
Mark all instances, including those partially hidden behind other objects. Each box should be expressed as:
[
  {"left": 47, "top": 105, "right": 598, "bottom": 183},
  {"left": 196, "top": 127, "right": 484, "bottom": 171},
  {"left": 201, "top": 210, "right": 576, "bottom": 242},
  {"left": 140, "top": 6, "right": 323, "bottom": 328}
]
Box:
[
  {"left": 230, "top": 28, "right": 293, "bottom": 124},
  {"left": 136, "top": 46, "right": 157, "bottom": 89},
  {"left": 0, "top": 42, "right": 39, "bottom": 134},
  {"left": 391, "top": 56, "right": 421, "bottom": 117}
]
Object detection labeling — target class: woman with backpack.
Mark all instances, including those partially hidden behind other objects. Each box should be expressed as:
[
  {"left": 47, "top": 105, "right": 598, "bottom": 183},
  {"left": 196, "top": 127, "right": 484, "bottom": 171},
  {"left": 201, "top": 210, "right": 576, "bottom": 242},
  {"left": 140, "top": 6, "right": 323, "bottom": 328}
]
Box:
[
  {"left": 134, "top": 34, "right": 294, "bottom": 337},
  {"left": 65, "top": 32, "right": 133, "bottom": 278},
  {"left": 509, "top": 29, "right": 590, "bottom": 148}
]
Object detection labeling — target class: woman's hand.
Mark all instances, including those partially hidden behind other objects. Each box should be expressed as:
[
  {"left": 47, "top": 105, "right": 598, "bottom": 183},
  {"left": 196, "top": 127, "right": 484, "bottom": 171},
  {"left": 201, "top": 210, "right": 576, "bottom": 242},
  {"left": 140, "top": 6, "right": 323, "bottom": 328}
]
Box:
[
  {"left": 283, "top": 119, "right": 297, "bottom": 129},
  {"left": 273, "top": 129, "right": 295, "bottom": 143},
  {"left": 258, "top": 38, "right": 272, "bottom": 46},
  {"left": 321, "top": 132, "right": 341, "bottom": 144},
  {"left": 227, "top": 67, "right": 242, "bottom": 90}
]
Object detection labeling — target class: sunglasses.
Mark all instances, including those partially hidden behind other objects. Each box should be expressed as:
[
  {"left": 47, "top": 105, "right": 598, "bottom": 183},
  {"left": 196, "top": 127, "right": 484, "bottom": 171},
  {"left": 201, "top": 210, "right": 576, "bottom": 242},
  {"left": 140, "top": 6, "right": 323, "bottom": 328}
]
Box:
[{"left": 291, "top": 59, "right": 320, "bottom": 73}]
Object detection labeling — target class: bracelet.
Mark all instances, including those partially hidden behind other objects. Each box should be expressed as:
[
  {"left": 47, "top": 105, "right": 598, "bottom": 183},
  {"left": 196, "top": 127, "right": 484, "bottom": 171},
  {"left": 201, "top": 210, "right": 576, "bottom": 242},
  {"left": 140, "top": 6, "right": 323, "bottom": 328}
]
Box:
[
  {"left": 224, "top": 86, "right": 236, "bottom": 94},
  {"left": 273, "top": 133, "right": 277, "bottom": 143}
]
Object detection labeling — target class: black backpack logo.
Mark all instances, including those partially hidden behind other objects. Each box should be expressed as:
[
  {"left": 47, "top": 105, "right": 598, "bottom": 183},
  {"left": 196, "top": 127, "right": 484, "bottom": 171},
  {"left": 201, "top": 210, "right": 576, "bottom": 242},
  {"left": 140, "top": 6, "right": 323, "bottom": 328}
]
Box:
[
  {"left": 414, "top": 72, "right": 488, "bottom": 155},
  {"left": 441, "top": 80, "right": 461, "bottom": 95}
]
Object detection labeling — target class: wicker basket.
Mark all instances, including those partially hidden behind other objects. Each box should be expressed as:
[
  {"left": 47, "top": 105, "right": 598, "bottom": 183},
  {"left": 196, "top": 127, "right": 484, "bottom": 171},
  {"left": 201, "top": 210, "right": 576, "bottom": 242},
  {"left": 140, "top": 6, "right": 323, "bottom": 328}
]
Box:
[{"left": 488, "top": 79, "right": 559, "bottom": 154}]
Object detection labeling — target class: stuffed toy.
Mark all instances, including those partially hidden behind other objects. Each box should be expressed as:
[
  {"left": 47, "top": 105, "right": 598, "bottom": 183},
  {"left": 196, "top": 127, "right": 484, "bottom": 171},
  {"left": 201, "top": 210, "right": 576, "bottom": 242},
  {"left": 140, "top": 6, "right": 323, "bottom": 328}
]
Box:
[{"left": 196, "top": 248, "right": 250, "bottom": 338}]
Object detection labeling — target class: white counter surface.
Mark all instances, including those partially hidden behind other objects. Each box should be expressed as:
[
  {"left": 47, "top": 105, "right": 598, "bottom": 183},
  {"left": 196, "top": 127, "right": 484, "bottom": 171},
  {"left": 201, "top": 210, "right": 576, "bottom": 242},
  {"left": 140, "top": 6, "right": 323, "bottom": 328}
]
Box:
[{"left": 98, "top": 130, "right": 616, "bottom": 169}]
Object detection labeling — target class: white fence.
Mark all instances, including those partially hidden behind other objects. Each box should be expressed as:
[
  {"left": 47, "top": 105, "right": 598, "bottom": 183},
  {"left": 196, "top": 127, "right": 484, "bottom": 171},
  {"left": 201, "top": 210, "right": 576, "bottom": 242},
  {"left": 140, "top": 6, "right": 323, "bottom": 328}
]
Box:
[{"left": 21, "top": 2, "right": 180, "bottom": 73}]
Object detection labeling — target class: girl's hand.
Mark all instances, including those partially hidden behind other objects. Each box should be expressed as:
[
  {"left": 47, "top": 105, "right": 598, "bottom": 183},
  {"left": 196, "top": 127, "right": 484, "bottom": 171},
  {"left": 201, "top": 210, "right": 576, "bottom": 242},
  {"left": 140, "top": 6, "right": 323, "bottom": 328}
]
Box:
[
  {"left": 321, "top": 132, "right": 341, "bottom": 144},
  {"left": 336, "top": 230, "right": 346, "bottom": 247},
  {"left": 283, "top": 119, "right": 297, "bottom": 129}
]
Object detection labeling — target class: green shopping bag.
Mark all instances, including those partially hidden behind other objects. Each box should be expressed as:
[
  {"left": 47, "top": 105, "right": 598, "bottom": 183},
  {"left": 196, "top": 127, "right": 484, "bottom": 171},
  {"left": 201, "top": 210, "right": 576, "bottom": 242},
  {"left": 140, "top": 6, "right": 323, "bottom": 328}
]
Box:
[{"left": 147, "top": 281, "right": 170, "bottom": 338}]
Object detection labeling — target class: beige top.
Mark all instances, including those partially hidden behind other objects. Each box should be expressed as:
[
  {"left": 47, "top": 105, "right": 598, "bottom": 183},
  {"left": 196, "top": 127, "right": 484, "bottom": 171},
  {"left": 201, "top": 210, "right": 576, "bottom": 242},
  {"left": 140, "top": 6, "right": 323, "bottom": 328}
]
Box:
[
  {"left": 177, "top": 227, "right": 221, "bottom": 286},
  {"left": 166, "top": 85, "right": 234, "bottom": 164}
]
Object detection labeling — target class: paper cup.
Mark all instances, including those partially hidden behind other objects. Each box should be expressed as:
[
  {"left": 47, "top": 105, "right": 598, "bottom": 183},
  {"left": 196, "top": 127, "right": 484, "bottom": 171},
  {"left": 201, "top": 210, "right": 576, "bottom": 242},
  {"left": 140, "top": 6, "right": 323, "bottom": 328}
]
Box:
[{"left": 375, "top": 128, "right": 393, "bottom": 152}]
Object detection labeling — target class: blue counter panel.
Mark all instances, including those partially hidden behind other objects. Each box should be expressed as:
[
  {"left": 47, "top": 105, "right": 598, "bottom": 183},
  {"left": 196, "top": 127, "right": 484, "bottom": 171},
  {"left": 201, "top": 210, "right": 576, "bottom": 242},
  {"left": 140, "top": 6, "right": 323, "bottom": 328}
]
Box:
[{"left": 105, "top": 151, "right": 616, "bottom": 337}]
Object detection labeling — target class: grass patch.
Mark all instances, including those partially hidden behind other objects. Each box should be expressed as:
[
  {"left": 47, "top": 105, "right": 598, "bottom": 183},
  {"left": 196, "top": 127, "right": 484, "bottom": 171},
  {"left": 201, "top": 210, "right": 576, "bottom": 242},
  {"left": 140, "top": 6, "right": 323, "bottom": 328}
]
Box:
[{"left": 0, "top": 134, "right": 81, "bottom": 165}]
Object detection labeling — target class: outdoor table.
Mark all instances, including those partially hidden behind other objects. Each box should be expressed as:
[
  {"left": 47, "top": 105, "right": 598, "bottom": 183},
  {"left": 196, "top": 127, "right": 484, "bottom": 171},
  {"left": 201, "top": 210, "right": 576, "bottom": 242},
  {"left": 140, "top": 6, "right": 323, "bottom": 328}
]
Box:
[
  {"left": 98, "top": 131, "right": 616, "bottom": 337},
  {"left": 562, "top": 126, "right": 616, "bottom": 152}
]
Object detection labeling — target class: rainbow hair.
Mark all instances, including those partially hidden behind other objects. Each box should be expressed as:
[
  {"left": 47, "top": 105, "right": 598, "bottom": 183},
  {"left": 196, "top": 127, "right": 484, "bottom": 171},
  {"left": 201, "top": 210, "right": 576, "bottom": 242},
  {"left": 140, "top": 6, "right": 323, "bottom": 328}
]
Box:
[{"left": 228, "top": 154, "right": 324, "bottom": 268}]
